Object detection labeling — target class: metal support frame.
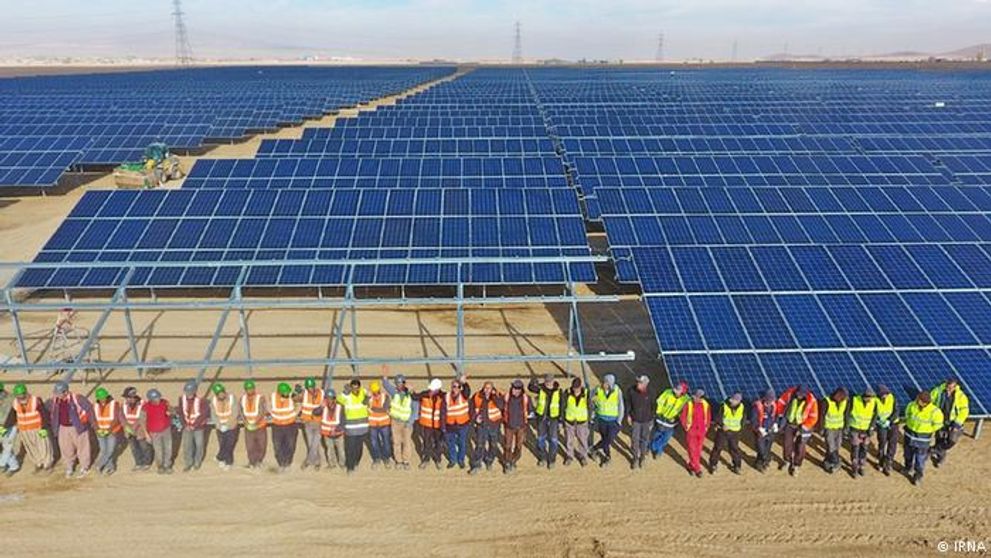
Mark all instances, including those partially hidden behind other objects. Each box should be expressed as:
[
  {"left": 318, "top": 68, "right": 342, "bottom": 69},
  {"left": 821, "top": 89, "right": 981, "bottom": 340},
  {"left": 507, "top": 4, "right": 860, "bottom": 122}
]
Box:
[
  {"left": 1, "top": 256, "right": 636, "bottom": 383},
  {"left": 975, "top": 418, "right": 984, "bottom": 441}
]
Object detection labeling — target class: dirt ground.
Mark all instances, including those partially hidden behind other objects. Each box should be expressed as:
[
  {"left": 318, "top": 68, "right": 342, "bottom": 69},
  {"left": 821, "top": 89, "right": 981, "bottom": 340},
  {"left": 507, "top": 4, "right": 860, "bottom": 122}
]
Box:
[{"left": 0, "top": 71, "right": 988, "bottom": 558}]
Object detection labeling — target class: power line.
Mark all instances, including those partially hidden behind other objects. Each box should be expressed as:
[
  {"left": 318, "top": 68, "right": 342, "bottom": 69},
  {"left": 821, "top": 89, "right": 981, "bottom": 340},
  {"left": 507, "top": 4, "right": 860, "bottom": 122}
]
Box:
[
  {"left": 512, "top": 21, "right": 522, "bottom": 64},
  {"left": 732, "top": 39, "right": 739, "bottom": 62},
  {"left": 172, "top": 0, "right": 194, "bottom": 67},
  {"left": 655, "top": 32, "right": 665, "bottom": 62}
]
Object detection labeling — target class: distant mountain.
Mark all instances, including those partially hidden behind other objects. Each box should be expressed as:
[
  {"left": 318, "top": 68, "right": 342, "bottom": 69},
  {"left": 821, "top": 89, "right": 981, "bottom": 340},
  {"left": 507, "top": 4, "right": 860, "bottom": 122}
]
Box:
[
  {"left": 761, "top": 53, "right": 827, "bottom": 62},
  {"left": 939, "top": 43, "right": 991, "bottom": 59}
]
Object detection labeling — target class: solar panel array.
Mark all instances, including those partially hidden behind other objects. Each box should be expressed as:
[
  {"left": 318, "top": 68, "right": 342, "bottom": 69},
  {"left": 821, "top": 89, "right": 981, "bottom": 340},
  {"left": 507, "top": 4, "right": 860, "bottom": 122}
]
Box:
[
  {"left": 25, "top": 69, "right": 594, "bottom": 288},
  {"left": 530, "top": 68, "right": 991, "bottom": 414},
  {"left": 0, "top": 66, "right": 452, "bottom": 188}
]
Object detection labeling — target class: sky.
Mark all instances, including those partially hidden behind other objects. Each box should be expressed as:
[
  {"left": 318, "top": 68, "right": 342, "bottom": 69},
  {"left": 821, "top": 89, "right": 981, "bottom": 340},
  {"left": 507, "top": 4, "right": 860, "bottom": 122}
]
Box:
[{"left": 1, "top": 0, "right": 990, "bottom": 61}]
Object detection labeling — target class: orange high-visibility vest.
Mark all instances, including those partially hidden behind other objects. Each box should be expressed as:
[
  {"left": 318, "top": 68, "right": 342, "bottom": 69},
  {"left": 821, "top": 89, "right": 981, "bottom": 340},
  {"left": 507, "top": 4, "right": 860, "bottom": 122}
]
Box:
[
  {"left": 14, "top": 396, "right": 43, "bottom": 431},
  {"left": 212, "top": 394, "right": 235, "bottom": 426},
  {"left": 95, "top": 400, "right": 121, "bottom": 434},
  {"left": 472, "top": 392, "right": 503, "bottom": 423},
  {"left": 269, "top": 393, "right": 298, "bottom": 426},
  {"left": 300, "top": 389, "right": 323, "bottom": 423},
  {"left": 368, "top": 392, "right": 392, "bottom": 427},
  {"left": 418, "top": 393, "right": 443, "bottom": 429},
  {"left": 121, "top": 401, "right": 141, "bottom": 427},
  {"left": 241, "top": 394, "right": 266, "bottom": 430},
  {"left": 445, "top": 393, "right": 470, "bottom": 426},
  {"left": 320, "top": 404, "right": 343, "bottom": 437}
]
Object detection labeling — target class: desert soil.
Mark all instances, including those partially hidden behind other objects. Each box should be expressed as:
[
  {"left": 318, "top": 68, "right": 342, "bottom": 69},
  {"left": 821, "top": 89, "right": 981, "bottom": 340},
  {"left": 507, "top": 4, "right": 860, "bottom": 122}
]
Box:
[{"left": 0, "top": 70, "right": 987, "bottom": 558}]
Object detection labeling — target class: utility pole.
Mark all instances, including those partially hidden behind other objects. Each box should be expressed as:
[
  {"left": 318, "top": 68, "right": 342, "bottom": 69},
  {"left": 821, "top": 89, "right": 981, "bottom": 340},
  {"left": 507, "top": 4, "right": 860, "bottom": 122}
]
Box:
[
  {"left": 732, "top": 39, "right": 738, "bottom": 62},
  {"left": 655, "top": 32, "right": 665, "bottom": 62},
  {"left": 512, "top": 21, "right": 523, "bottom": 64},
  {"left": 172, "top": 0, "right": 194, "bottom": 67}
]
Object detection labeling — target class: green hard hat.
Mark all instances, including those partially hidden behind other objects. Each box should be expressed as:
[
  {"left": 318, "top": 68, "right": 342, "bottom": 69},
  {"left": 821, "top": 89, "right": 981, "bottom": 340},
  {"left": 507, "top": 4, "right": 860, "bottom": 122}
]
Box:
[
  {"left": 95, "top": 387, "right": 110, "bottom": 401},
  {"left": 243, "top": 380, "right": 256, "bottom": 390},
  {"left": 277, "top": 382, "right": 292, "bottom": 396},
  {"left": 212, "top": 383, "right": 225, "bottom": 395},
  {"left": 304, "top": 377, "right": 317, "bottom": 389},
  {"left": 13, "top": 383, "right": 27, "bottom": 396}
]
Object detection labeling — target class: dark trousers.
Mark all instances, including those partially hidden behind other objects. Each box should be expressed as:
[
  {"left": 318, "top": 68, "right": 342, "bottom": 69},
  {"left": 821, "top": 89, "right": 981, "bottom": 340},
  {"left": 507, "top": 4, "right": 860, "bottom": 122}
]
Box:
[
  {"left": 271, "top": 424, "right": 298, "bottom": 467},
  {"left": 420, "top": 427, "right": 444, "bottom": 464},
  {"left": 471, "top": 424, "right": 500, "bottom": 467},
  {"left": 592, "top": 421, "right": 621, "bottom": 460},
  {"left": 849, "top": 430, "right": 870, "bottom": 468},
  {"left": 755, "top": 432, "right": 775, "bottom": 466},
  {"left": 709, "top": 429, "right": 742, "bottom": 470},
  {"left": 782, "top": 424, "right": 810, "bottom": 467},
  {"left": 345, "top": 434, "right": 366, "bottom": 471},
  {"left": 128, "top": 436, "right": 153, "bottom": 468},
  {"left": 630, "top": 421, "right": 652, "bottom": 460},
  {"left": 904, "top": 431, "right": 932, "bottom": 478},
  {"left": 244, "top": 428, "right": 267, "bottom": 466},
  {"left": 445, "top": 425, "right": 468, "bottom": 465},
  {"left": 536, "top": 418, "right": 560, "bottom": 463},
  {"left": 215, "top": 427, "right": 239, "bottom": 465},
  {"left": 933, "top": 425, "right": 962, "bottom": 463},
  {"left": 369, "top": 426, "right": 392, "bottom": 462},
  {"left": 876, "top": 424, "right": 898, "bottom": 465}
]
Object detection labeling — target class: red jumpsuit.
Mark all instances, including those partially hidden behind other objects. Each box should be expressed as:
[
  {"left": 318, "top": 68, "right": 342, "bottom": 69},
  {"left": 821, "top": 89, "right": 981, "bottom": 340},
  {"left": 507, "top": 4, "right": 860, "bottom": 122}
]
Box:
[{"left": 680, "top": 398, "right": 711, "bottom": 474}]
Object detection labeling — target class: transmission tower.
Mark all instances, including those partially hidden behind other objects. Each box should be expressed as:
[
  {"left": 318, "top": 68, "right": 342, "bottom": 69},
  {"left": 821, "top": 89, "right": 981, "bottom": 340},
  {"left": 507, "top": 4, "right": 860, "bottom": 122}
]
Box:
[
  {"left": 512, "top": 21, "right": 523, "bottom": 64},
  {"left": 655, "top": 32, "right": 665, "bottom": 62},
  {"left": 731, "top": 39, "right": 739, "bottom": 62},
  {"left": 172, "top": 0, "right": 194, "bottom": 67}
]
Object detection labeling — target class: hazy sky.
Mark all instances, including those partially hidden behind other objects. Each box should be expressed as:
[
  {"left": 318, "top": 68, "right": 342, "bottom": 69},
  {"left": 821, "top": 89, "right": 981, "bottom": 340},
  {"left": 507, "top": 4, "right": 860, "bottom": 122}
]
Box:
[{"left": 2, "top": 0, "right": 990, "bottom": 61}]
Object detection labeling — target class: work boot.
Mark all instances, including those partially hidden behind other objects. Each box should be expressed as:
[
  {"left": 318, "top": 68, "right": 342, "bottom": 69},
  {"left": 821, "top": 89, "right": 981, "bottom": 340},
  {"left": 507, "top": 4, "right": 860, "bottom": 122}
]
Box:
[
  {"left": 64, "top": 468, "right": 74, "bottom": 479},
  {"left": 384, "top": 461, "right": 392, "bottom": 470},
  {"left": 577, "top": 457, "right": 587, "bottom": 468},
  {"left": 371, "top": 460, "right": 380, "bottom": 470},
  {"left": 547, "top": 460, "right": 554, "bottom": 470},
  {"left": 537, "top": 459, "right": 545, "bottom": 468},
  {"left": 708, "top": 463, "right": 718, "bottom": 475},
  {"left": 459, "top": 461, "right": 466, "bottom": 470},
  {"left": 788, "top": 464, "right": 796, "bottom": 476},
  {"left": 882, "top": 462, "right": 892, "bottom": 477},
  {"left": 485, "top": 462, "right": 493, "bottom": 472},
  {"left": 730, "top": 465, "right": 740, "bottom": 475},
  {"left": 693, "top": 469, "right": 703, "bottom": 478},
  {"left": 434, "top": 461, "right": 442, "bottom": 470},
  {"left": 911, "top": 471, "right": 923, "bottom": 486},
  {"left": 469, "top": 466, "right": 480, "bottom": 476},
  {"left": 638, "top": 456, "right": 646, "bottom": 469},
  {"left": 446, "top": 461, "right": 456, "bottom": 469},
  {"left": 418, "top": 461, "right": 429, "bottom": 470},
  {"left": 563, "top": 457, "right": 573, "bottom": 467}
]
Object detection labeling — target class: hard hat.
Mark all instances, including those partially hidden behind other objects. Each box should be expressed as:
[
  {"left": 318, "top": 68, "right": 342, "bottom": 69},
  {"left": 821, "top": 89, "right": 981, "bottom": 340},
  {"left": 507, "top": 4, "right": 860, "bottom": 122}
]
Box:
[
  {"left": 395, "top": 374, "right": 407, "bottom": 384},
  {"left": 428, "top": 378, "right": 442, "bottom": 392},
  {"left": 13, "top": 383, "right": 27, "bottom": 396},
  {"left": 123, "top": 386, "right": 138, "bottom": 398},
  {"left": 370, "top": 381, "right": 381, "bottom": 393},
  {"left": 244, "top": 380, "right": 256, "bottom": 391},
  {"left": 325, "top": 388, "right": 337, "bottom": 399},
  {"left": 95, "top": 387, "right": 110, "bottom": 401},
  {"left": 53, "top": 381, "right": 69, "bottom": 395},
  {"left": 212, "top": 383, "right": 225, "bottom": 395},
  {"left": 277, "top": 382, "right": 292, "bottom": 396},
  {"left": 183, "top": 380, "right": 197, "bottom": 394},
  {"left": 147, "top": 389, "right": 162, "bottom": 401},
  {"left": 304, "top": 377, "right": 317, "bottom": 389}
]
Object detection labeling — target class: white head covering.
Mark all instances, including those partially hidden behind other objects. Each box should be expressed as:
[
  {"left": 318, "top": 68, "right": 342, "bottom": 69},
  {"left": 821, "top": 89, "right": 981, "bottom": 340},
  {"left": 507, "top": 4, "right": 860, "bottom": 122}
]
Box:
[{"left": 428, "top": 378, "right": 443, "bottom": 392}]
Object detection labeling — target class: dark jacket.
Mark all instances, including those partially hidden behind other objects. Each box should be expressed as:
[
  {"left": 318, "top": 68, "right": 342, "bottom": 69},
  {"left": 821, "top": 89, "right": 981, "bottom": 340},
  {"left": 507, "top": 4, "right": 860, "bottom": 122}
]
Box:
[
  {"left": 626, "top": 386, "right": 654, "bottom": 423},
  {"left": 49, "top": 393, "right": 94, "bottom": 435},
  {"left": 527, "top": 379, "right": 563, "bottom": 419},
  {"left": 503, "top": 393, "right": 530, "bottom": 430}
]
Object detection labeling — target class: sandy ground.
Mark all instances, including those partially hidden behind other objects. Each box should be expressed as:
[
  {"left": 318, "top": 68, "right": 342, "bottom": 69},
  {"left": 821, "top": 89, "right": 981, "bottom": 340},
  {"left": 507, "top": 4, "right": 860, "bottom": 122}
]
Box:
[{"left": 0, "top": 70, "right": 989, "bottom": 558}]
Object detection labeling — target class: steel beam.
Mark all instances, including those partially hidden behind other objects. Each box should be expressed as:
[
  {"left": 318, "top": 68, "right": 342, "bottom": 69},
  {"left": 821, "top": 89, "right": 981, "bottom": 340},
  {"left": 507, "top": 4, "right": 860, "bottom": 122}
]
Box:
[{"left": 65, "top": 268, "right": 134, "bottom": 383}]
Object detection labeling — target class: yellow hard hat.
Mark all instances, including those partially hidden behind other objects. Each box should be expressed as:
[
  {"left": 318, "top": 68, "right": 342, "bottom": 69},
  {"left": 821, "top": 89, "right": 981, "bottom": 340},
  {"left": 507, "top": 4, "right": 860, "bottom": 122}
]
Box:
[{"left": 370, "top": 381, "right": 381, "bottom": 393}]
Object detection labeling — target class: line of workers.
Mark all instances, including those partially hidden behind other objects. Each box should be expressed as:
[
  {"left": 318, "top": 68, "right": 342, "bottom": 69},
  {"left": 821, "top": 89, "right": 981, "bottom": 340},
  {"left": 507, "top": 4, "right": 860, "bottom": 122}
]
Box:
[{"left": 0, "top": 369, "right": 970, "bottom": 486}]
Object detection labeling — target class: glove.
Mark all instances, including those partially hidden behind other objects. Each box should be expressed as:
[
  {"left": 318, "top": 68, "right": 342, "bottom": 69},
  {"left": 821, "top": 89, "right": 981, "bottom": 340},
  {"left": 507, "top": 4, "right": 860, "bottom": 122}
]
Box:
[
  {"left": 97, "top": 430, "right": 109, "bottom": 438},
  {"left": 219, "top": 425, "right": 229, "bottom": 433},
  {"left": 38, "top": 430, "right": 49, "bottom": 439},
  {"left": 758, "top": 427, "right": 767, "bottom": 437},
  {"left": 0, "top": 426, "right": 7, "bottom": 437}
]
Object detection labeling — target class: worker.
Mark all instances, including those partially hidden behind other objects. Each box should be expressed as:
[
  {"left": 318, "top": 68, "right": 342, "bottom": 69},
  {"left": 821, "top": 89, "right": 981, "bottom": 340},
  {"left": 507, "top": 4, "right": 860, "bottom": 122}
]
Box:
[
  {"left": 299, "top": 377, "right": 325, "bottom": 471},
  {"left": 340, "top": 379, "right": 369, "bottom": 474},
  {"left": 821, "top": 387, "right": 849, "bottom": 474},
  {"left": 178, "top": 380, "right": 208, "bottom": 473},
  {"left": 875, "top": 385, "right": 899, "bottom": 476},
  {"left": 528, "top": 374, "right": 562, "bottom": 469},
  {"left": 751, "top": 389, "right": 779, "bottom": 472},
  {"left": 591, "top": 374, "right": 624, "bottom": 467},
  {"left": 413, "top": 378, "right": 445, "bottom": 469},
  {"left": 444, "top": 377, "right": 471, "bottom": 470},
  {"left": 709, "top": 392, "right": 744, "bottom": 475},
  {"left": 847, "top": 387, "right": 878, "bottom": 477},
  {"left": 931, "top": 378, "right": 970, "bottom": 468},
  {"left": 626, "top": 375, "right": 654, "bottom": 470},
  {"left": 92, "top": 387, "right": 123, "bottom": 476},
  {"left": 562, "top": 378, "right": 591, "bottom": 467},
  {"left": 10, "top": 384, "right": 53, "bottom": 474},
  {"left": 651, "top": 380, "right": 689, "bottom": 459},
  {"left": 469, "top": 380, "right": 503, "bottom": 474},
  {"left": 776, "top": 385, "right": 818, "bottom": 476},
  {"left": 0, "top": 383, "right": 19, "bottom": 476},
  {"left": 367, "top": 380, "right": 393, "bottom": 469},
  {"left": 50, "top": 381, "right": 94, "bottom": 479},
  {"left": 319, "top": 388, "right": 345, "bottom": 469},
  {"left": 270, "top": 382, "right": 300, "bottom": 472},
  {"left": 382, "top": 368, "right": 416, "bottom": 470},
  {"left": 239, "top": 380, "right": 268, "bottom": 469},
  {"left": 210, "top": 383, "right": 238, "bottom": 471},
  {"left": 681, "top": 389, "right": 710, "bottom": 477},
  {"left": 141, "top": 388, "right": 173, "bottom": 474},
  {"left": 502, "top": 379, "right": 530, "bottom": 474},
  {"left": 120, "top": 387, "right": 152, "bottom": 471},
  {"left": 903, "top": 391, "right": 944, "bottom": 486}
]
